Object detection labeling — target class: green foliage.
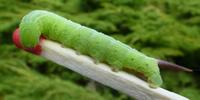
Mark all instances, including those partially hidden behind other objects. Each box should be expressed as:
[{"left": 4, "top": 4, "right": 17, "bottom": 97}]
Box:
[
  {"left": 0, "top": 59, "right": 107, "bottom": 100},
  {"left": 0, "top": 0, "right": 200, "bottom": 100}
]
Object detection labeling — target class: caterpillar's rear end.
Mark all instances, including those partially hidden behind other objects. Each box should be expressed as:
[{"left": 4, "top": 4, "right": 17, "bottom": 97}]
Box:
[{"left": 72, "top": 27, "right": 163, "bottom": 87}]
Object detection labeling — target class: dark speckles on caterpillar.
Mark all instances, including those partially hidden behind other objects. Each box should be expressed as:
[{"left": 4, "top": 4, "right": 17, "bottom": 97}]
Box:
[{"left": 19, "top": 10, "right": 162, "bottom": 88}]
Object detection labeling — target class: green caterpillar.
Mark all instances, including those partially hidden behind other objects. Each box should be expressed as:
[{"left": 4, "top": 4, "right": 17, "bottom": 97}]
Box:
[{"left": 19, "top": 10, "right": 162, "bottom": 88}]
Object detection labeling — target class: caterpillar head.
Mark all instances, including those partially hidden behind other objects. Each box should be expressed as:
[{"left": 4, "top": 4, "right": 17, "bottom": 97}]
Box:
[{"left": 12, "top": 28, "right": 44, "bottom": 55}]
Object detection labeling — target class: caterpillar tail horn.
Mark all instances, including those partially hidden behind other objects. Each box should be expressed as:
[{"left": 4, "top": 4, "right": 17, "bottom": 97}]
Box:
[
  {"left": 158, "top": 60, "right": 197, "bottom": 73},
  {"left": 158, "top": 60, "right": 193, "bottom": 72}
]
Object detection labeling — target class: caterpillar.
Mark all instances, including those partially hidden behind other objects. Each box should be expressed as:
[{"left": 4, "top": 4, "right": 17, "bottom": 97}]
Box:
[{"left": 17, "top": 10, "right": 194, "bottom": 88}]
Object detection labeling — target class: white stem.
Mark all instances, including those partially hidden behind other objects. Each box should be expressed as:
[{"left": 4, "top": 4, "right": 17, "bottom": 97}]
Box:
[{"left": 40, "top": 40, "right": 188, "bottom": 100}]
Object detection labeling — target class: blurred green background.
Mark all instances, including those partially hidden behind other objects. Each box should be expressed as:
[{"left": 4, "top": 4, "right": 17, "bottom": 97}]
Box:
[{"left": 0, "top": 0, "right": 200, "bottom": 100}]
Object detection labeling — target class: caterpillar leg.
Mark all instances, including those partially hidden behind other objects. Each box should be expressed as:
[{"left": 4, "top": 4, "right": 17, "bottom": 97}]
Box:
[
  {"left": 93, "top": 59, "right": 100, "bottom": 64},
  {"left": 75, "top": 51, "right": 81, "bottom": 55},
  {"left": 111, "top": 67, "right": 120, "bottom": 72},
  {"left": 147, "top": 73, "right": 163, "bottom": 88},
  {"left": 61, "top": 44, "right": 66, "bottom": 48}
]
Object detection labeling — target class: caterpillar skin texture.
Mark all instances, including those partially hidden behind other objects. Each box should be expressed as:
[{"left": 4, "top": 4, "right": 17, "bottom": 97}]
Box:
[{"left": 19, "top": 10, "right": 162, "bottom": 88}]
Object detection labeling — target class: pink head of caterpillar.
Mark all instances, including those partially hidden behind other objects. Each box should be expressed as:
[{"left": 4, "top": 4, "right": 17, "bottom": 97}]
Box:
[{"left": 12, "top": 28, "right": 45, "bottom": 55}]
